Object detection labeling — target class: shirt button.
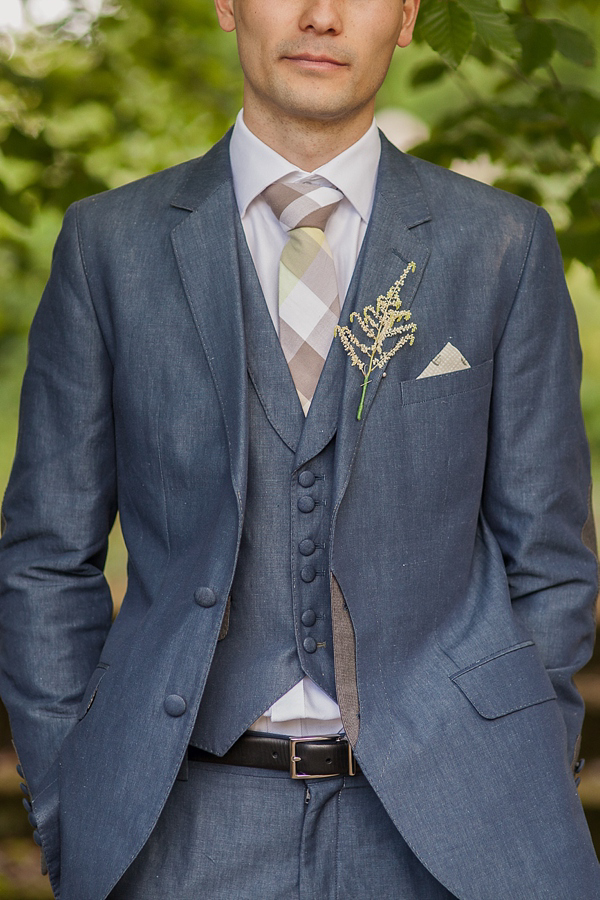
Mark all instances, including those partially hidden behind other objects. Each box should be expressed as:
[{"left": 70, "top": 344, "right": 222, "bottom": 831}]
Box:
[
  {"left": 303, "top": 637, "right": 317, "bottom": 653},
  {"left": 301, "top": 609, "right": 317, "bottom": 627},
  {"left": 301, "top": 565, "right": 316, "bottom": 583},
  {"left": 298, "top": 496, "right": 315, "bottom": 513},
  {"left": 299, "top": 539, "right": 316, "bottom": 556},
  {"left": 298, "top": 471, "right": 316, "bottom": 488},
  {"left": 164, "top": 694, "right": 187, "bottom": 717},
  {"left": 194, "top": 587, "right": 216, "bottom": 608}
]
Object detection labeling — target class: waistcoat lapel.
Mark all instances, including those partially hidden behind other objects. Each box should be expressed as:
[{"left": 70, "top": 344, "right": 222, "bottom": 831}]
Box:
[
  {"left": 235, "top": 217, "right": 305, "bottom": 453},
  {"left": 292, "top": 298, "right": 350, "bottom": 472}
]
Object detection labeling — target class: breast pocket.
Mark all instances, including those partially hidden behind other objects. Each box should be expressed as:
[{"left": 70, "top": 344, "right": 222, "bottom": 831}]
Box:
[
  {"left": 450, "top": 642, "right": 557, "bottom": 719},
  {"left": 401, "top": 359, "right": 493, "bottom": 406}
]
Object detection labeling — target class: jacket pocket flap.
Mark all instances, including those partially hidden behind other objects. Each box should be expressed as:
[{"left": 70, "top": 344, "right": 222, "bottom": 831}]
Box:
[
  {"left": 450, "top": 643, "right": 557, "bottom": 719},
  {"left": 77, "top": 663, "right": 109, "bottom": 720}
]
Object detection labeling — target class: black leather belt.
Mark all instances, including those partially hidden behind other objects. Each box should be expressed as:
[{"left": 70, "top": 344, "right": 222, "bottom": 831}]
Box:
[{"left": 188, "top": 731, "right": 360, "bottom": 779}]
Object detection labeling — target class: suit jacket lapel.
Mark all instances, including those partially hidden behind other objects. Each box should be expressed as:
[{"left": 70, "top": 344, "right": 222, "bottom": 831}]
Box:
[
  {"left": 170, "top": 133, "right": 248, "bottom": 502},
  {"left": 333, "top": 136, "right": 432, "bottom": 514}
]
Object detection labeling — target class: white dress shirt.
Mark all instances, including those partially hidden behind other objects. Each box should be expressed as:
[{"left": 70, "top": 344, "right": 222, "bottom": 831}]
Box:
[{"left": 229, "top": 110, "right": 381, "bottom": 736}]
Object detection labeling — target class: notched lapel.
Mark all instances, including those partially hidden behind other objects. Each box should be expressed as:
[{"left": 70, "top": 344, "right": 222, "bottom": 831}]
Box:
[
  {"left": 170, "top": 135, "right": 248, "bottom": 502},
  {"left": 333, "top": 138, "right": 432, "bottom": 513}
]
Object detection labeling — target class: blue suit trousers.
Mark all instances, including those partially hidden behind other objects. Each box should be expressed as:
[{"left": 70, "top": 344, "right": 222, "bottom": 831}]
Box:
[{"left": 108, "top": 759, "right": 456, "bottom": 899}]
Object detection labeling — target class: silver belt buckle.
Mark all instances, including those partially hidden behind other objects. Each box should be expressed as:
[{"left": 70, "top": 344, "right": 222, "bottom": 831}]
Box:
[{"left": 289, "top": 734, "right": 357, "bottom": 780}]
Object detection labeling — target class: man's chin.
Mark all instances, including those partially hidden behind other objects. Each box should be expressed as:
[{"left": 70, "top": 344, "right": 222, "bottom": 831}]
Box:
[{"left": 273, "top": 92, "right": 365, "bottom": 127}]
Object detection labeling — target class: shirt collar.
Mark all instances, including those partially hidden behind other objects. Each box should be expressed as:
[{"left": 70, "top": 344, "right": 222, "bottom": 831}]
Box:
[{"left": 229, "top": 109, "right": 381, "bottom": 223}]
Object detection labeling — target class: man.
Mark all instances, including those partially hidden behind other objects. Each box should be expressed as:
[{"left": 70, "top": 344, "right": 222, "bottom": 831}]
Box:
[{"left": 1, "top": 0, "right": 599, "bottom": 897}]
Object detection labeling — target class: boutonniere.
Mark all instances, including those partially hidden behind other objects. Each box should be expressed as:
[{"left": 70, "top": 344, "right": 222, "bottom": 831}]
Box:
[{"left": 335, "top": 261, "right": 417, "bottom": 420}]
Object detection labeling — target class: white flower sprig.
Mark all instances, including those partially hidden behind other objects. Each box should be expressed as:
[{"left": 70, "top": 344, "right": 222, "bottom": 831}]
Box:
[{"left": 335, "top": 262, "right": 417, "bottom": 420}]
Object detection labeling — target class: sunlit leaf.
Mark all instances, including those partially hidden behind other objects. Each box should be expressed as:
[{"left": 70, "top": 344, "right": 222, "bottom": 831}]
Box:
[
  {"left": 416, "top": 0, "right": 475, "bottom": 67},
  {"left": 457, "top": 0, "right": 520, "bottom": 57}
]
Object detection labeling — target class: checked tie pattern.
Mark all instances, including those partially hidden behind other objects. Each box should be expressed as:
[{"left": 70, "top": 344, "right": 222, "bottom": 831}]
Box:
[{"left": 262, "top": 177, "right": 344, "bottom": 415}]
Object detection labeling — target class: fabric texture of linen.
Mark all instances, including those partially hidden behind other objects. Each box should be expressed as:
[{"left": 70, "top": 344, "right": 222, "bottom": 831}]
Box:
[
  {"left": 107, "top": 761, "right": 457, "bottom": 900},
  {"left": 1, "top": 130, "right": 598, "bottom": 900}
]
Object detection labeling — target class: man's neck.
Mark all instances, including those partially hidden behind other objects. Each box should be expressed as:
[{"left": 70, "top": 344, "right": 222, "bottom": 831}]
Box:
[{"left": 242, "top": 103, "right": 375, "bottom": 172}]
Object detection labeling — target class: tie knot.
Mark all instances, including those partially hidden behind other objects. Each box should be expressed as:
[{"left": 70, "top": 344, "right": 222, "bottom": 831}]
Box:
[{"left": 262, "top": 177, "right": 344, "bottom": 232}]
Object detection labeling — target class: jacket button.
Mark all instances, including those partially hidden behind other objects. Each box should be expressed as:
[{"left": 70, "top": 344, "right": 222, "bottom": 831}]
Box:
[
  {"left": 298, "top": 471, "right": 316, "bottom": 488},
  {"left": 22, "top": 798, "right": 32, "bottom": 813},
  {"left": 303, "top": 637, "right": 317, "bottom": 654},
  {"left": 299, "top": 539, "right": 315, "bottom": 556},
  {"left": 301, "top": 565, "right": 316, "bottom": 583},
  {"left": 16, "top": 764, "right": 24, "bottom": 778},
  {"left": 19, "top": 782, "right": 30, "bottom": 797},
  {"left": 301, "top": 609, "right": 317, "bottom": 627},
  {"left": 33, "top": 830, "right": 42, "bottom": 847},
  {"left": 194, "top": 587, "right": 216, "bottom": 608},
  {"left": 28, "top": 812, "right": 37, "bottom": 828},
  {"left": 164, "top": 694, "right": 187, "bottom": 717},
  {"left": 298, "top": 496, "right": 315, "bottom": 513}
]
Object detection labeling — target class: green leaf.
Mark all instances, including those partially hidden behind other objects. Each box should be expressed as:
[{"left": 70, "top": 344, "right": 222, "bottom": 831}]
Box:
[
  {"left": 492, "top": 177, "right": 542, "bottom": 206},
  {"left": 545, "top": 20, "right": 597, "bottom": 68},
  {"left": 410, "top": 61, "right": 449, "bottom": 87},
  {"left": 456, "top": 0, "right": 520, "bottom": 58},
  {"left": 416, "top": 0, "right": 475, "bottom": 68},
  {"left": 513, "top": 15, "right": 556, "bottom": 74}
]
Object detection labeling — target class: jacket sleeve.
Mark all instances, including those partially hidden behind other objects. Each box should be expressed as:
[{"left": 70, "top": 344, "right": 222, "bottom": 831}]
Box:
[
  {"left": 482, "top": 205, "right": 598, "bottom": 769},
  {"left": 0, "top": 202, "right": 117, "bottom": 796}
]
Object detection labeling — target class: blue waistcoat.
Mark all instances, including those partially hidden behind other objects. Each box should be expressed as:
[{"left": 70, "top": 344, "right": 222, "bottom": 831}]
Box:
[{"left": 190, "top": 224, "right": 350, "bottom": 755}]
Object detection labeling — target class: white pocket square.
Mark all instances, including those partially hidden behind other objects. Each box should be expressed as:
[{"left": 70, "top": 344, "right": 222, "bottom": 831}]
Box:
[{"left": 417, "top": 342, "right": 470, "bottom": 379}]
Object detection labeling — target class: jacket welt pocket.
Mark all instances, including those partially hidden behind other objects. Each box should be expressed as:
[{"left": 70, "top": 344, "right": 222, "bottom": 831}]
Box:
[
  {"left": 401, "top": 358, "right": 493, "bottom": 406},
  {"left": 77, "top": 663, "right": 109, "bottom": 721},
  {"left": 450, "top": 642, "right": 557, "bottom": 719}
]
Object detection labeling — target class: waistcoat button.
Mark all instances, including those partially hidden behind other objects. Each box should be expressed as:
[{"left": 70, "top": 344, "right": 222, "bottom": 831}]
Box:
[
  {"left": 303, "top": 637, "right": 317, "bottom": 653},
  {"left": 301, "top": 565, "right": 316, "bottom": 583},
  {"left": 164, "top": 694, "right": 187, "bottom": 717},
  {"left": 299, "top": 539, "right": 316, "bottom": 556},
  {"left": 298, "top": 470, "right": 316, "bottom": 488},
  {"left": 301, "top": 609, "right": 317, "bottom": 627},
  {"left": 298, "top": 496, "right": 315, "bottom": 513},
  {"left": 194, "top": 587, "right": 216, "bottom": 607}
]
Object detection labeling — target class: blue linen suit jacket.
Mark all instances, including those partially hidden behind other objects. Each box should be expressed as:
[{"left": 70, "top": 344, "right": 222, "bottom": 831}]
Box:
[{"left": 0, "top": 132, "right": 599, "bottom": 900}]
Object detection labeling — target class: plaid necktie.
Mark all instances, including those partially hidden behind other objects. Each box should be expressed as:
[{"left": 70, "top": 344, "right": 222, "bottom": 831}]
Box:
[{"left": 262, "top": 177, "right": 344, "bottom": 415}]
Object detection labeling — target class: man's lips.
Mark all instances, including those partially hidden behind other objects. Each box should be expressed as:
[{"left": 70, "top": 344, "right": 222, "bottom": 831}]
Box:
[{"left": 284, "top": 53, "right": 348, "bottom": 70}]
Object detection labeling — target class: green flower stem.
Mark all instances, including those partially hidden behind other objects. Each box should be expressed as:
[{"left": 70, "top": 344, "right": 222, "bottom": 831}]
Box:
[
  {"left": 356, "top": 316, "right": 388, "bottom": 420},
  {"left": 356, "top": 371, "right": 371, "bottom": 421}
]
